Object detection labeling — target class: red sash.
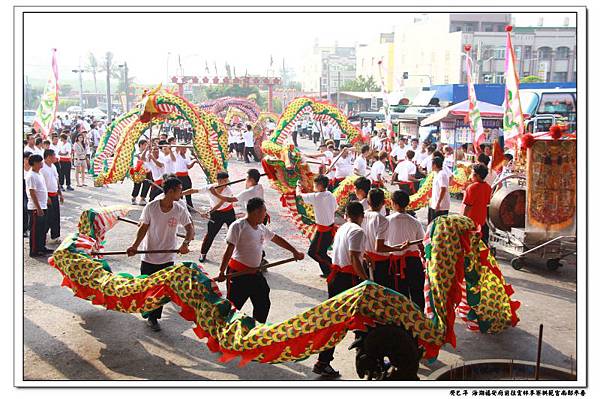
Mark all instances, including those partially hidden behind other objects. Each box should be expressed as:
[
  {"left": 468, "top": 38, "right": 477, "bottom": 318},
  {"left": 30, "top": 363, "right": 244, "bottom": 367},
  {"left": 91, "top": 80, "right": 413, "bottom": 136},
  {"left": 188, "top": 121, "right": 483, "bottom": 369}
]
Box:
[
  {"left": 59, "top": 156, "right": 71, "bottom": 162},
  {"left": 47, "top": 192, "right": 58, "bottom": 197},
  {"left": 216, "top": 204, "right": 234, "bottom": 213},
  {"left": 315, "top": 223, "right": 338, "bottom": 239},
  {"left": 326, "top": 264, "right": 358, "bottom": 283},
  {"left": 228, "top": 258, "right": 252, "bottom": 272},
  {"left": 365, "top": 251, "right": 390, "bottom": 262},
  {"left": 389, "top": 250, "right": 421, "bottom": 291},
  {"left": 154, "top": 179, "right": 163, "bottom": 186},
  {"left": 175, "top": 172, "right": 188, "bottom": 177}
]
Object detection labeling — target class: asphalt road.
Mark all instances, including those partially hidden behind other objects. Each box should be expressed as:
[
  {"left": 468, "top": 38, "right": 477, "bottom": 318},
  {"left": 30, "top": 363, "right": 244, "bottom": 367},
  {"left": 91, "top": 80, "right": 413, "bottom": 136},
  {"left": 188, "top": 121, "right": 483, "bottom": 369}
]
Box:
[{"left": 22, "top": 135, "right": 577, "bottom": 381}]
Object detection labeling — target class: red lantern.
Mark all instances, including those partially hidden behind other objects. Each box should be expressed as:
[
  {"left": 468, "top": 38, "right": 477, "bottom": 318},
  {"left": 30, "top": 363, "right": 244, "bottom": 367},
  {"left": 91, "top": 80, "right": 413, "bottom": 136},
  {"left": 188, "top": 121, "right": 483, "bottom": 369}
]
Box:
[
  {"left": 505, "top": 25, "right": 513, "bottom": 32},
  {"left": 464, "top": 44, "right": 472, "bottom": 52},
  {"left": 170, "top": 76, "right": 178, "bottom": 83},
  {"left": 213, "top": 77, "right": 219, "bottom": 84},
  {"left": 191, "top": 76, "right": 199, "bottom": 84},
  {"left": 202, "top": 77, "right": 209, "bottom": 84}
]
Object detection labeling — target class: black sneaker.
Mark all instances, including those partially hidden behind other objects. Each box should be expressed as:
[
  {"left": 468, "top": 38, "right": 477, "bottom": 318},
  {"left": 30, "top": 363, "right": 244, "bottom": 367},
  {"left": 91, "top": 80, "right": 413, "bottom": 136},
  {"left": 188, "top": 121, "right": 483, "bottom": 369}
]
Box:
[
  {"left": 198, "top": 254, "right": 207, "bottom": 263},
  {"left": 40, "top": 248, "right": 54, "bottom": 254},
  {"left": 67, "top": 186, "right": 75, "bottom": 191},
  {"left": 147, "top": 318, "right": 161, "bottom": 332},
  {"left": 312, "top": 362, "right": 341, "bottom": 378}
]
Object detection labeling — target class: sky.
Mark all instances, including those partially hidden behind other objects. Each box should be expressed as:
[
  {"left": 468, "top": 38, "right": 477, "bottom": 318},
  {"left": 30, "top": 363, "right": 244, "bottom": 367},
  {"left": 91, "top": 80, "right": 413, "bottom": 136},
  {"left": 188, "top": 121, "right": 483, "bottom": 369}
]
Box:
[{"left": 23, "top": 12, "right": 577, "bottom": 86}]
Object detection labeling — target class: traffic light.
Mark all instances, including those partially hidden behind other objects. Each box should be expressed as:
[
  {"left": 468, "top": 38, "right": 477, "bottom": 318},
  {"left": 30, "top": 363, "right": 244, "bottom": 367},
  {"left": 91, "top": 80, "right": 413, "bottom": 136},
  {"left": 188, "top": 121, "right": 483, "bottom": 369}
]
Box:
[{"left": 403, "top": 72, "right": 409, "bottom": 79}]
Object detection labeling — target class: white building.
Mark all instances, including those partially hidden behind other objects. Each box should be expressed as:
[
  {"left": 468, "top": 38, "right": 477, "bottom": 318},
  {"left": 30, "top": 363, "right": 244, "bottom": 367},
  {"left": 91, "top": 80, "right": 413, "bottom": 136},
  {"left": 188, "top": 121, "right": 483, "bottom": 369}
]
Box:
[{"left": 299, "top": 40, "right": 357, "bottom": 96}]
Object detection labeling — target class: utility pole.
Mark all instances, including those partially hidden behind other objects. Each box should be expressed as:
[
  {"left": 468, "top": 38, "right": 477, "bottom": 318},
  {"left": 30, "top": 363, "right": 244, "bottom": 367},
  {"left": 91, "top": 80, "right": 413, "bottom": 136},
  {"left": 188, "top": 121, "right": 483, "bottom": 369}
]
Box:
[
  {"left": 72, "top": 67, "right": 85, "bottom": 110},
  {"left": 105, "top": 53, "right": 112, "bottom": 123},
  {"left": 119, "top": 62, "right": 130, "bottom": 112},
  {"left": 319, "top": 76, "right": 323, "bottom": 100}
]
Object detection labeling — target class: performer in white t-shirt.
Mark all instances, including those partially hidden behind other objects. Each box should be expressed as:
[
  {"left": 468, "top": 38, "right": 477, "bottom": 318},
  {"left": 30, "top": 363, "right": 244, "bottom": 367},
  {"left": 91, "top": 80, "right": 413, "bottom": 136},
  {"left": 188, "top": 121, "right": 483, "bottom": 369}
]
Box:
[
  {"left": 391, "top": 150, "right": 420, "bottom": 194},
  {"left": 25, "top": 154, "right": 50, "bottom": 257},
  {"left": 127, "top": 176, "right": 194, "bottom": 331},
  {"left": 174, "top": 146, "right": 198, "bottom": 209},
  {"left": 386, "top": 190, "right": 425, "bottom": 309},
  {"left": 428, "top": 156, "right": 450, "bottom": 224},
  {"left": 313, "top": 201, "right": 367, "bottom": 379},
  {"left": 216, "top": 197, "right": 304, "bottom": 323},
  {"left": 353, "top": 144, "right": 370, "bottom": 177},
  {"left": 144, "top": 144, "right": 167, "bottom": 201},
  {"left": 40, "top": 149, "right": 64, "bottom": 244},
  {"left": 296, "top": 174, "right": 338, "bottom": 278},
  {"left": 197, "top": 171, "right": 237, "bottom": 263}
]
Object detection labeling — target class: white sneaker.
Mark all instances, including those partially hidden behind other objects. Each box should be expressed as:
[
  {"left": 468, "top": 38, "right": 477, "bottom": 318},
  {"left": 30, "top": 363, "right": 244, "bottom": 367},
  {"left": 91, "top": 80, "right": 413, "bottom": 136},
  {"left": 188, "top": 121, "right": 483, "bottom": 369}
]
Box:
[
  {"left": 49, "top": 237, "right": 62, "bottom": 245},
  {"left": 139, "top": 198, "right": 147, "bottom": 205},
  {"left": 131, "top": 198, "right": 137, "bottom": 205}
]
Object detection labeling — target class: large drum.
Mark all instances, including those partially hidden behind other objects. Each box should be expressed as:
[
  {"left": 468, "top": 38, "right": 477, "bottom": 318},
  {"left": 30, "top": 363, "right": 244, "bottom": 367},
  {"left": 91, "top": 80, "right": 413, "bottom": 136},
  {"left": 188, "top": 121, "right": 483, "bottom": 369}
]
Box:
[{"left": 488, "top": 185, "right": 526, "bottom": 232}]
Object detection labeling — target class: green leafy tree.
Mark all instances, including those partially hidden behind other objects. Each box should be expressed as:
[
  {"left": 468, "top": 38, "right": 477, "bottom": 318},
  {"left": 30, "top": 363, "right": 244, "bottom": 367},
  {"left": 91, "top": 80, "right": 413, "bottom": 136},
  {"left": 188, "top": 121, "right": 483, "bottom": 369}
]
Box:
[
  {"left": 521, "top": 75, "right": 544, "bottom": 83},
  {"left": 340, "top": 75, "right": 380, "bottom": 92}
]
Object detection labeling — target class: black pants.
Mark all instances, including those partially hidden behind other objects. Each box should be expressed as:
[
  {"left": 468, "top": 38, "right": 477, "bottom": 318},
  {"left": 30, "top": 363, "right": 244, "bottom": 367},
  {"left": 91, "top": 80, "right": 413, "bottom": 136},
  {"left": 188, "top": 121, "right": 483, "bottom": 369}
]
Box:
[
  {"left": 178, "top": 174, "right": 194, "bottom": 208},
  {"left": 371, "top": 259, "right": 390, "bottom": 287},
  {"left": 28, "top": 209, "right": 47, "bottom": 256},
  {"left": 149, "top": 184, "right": 162, "bottom": 201},
  {"left": 313, "top": 132, "right": 320, "bottom": 145},
  {"left": 318, "top": 272, "right": 361, "bottom": 363},
  {"left": 45, "top": 196, "right": 60, "bottom": 240},
  {"left": 308, "top": 230, "right": 333, "bottom": 276},
  {"left": 23, "top": 183, "right": 29, "bottom": 233},
  {"left": 200, "top": 208, "right": 236, "bottom": 255},
  {"left": 59, "top": 161, "right": 71, "bottom": 187},
  {"left": 132, "top": 173, "right": 151, "bottom": 199},
  {"left": 427, "top": 208, "right": 449, "bottom": 224},
  {"left": 236, "top": 143, "right": 245, "bottom": 157},
  {"left": 481, "top": 222, "right": 490, "bottom": 246},
  {"left": 394, "top": 257, "right": 425, "bottom": 312},
  {"left": 140, "top": 261, "right": 174, "bottom": 320},
  {"left": 334, "top": 139, "right": 340, "bottom": 149},
  {"left": 292, "top": 131, "right": 298, "bottom": 147},
  {"left": 244, "top": 146, "right": 258, "bottom": 163},
  {"left": 226, "top": 269, "right": 270, "bottom": 323}
]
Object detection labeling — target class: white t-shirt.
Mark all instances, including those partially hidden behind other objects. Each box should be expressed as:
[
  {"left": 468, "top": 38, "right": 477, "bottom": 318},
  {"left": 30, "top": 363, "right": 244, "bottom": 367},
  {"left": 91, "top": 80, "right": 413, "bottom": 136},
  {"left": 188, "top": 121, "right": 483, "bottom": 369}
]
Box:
[
  {"left": 354, "top": 155, "right": 368, "bottom": 176},
  {"left": 300, "top": 191, "right": 337, "bottom": 226},
  {"left": 144, "top": 159, "right": 166, "bottom": 182},
  {"left": 323, "top": 150, "right": 335, "bottom": 179},
  {"left": 236, "top": 130, "right": 245, "bottom": 144},
  {"left": 226, "top": 219, "right": 275, "bottom": 268},
  {"left": 24, "top": 145, "right": 41, "bottom": 156},
  {"left": 159, "top": 153, "right": 176, "bottom": 174},
  {"left": 414, "top": 149, "right": 427, "bottom": 164},
  {"left": 334, "top": 156, "right": 353, "bottom": 179},
  {"left": 25, "top": 170, "right": 48, "bottom": 210},
  {"left": 174, "top": 153, "right": 191, "bottom": 173},
  {"left": 386, "top": 212, "right": 425, "bottom": 256},
  {"left": 370, "top": 160, "right": 386, "bottom": 182},
  {"left": 323, "top": 125, "right": 333, "bottom": 140},
  {"left": 333, "top": 126, "right": 342, "bottom": 140},
  {"left": 236, "top": 184, "right": 264, "bottom": 210},
  {"left": 139, "top": 199, "right": 192, "bottom": 264},
  {"left": 228, "top": 129, "right": 237, "bottom": 145},
  {"left": 57, "top": 142, "right": 72, "bottom": 160},
  {"left": 419, "top": 154, "right": 433, "bottom": 174},
  {"left": 198, "top": 185, "right": 235, "bottom": 211},
  {"left": 394, "top": 160, "right": 417, "bottom": 182},
  {"left": 430, "top": 169, "right": 450, "bottom": 210},
  {"left": 243, "top": 129, "right": 255, "bottom": 147},
  {"left": 371, "top": 136, "right": 382, "bottom": 151},
  {"left": 40, "top": 162, "right": 59, "bottom": 193},
  {"left": 362, "top": 211, "right": 389, "bottom": 257},
  {"left": 391, "top": 145, "right": 406, "bottom": 161},
  {"left": 332, "top": 222, "right": 365, "bottom": 267}
]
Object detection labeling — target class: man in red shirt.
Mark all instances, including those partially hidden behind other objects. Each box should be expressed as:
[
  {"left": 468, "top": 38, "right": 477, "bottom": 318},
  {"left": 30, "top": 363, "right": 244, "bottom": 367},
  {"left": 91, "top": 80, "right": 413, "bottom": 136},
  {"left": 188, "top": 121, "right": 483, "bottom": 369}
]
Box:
[{"left": 462, "top": 163, "right": 492, "bottom": 245}]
